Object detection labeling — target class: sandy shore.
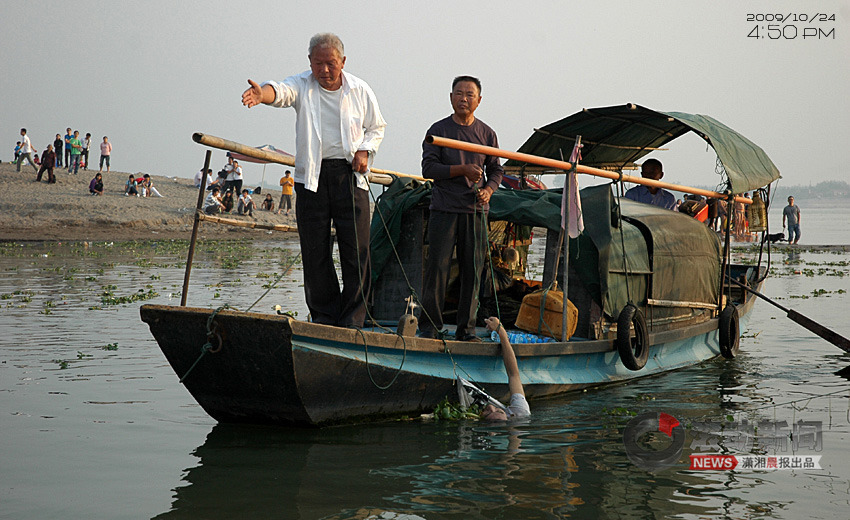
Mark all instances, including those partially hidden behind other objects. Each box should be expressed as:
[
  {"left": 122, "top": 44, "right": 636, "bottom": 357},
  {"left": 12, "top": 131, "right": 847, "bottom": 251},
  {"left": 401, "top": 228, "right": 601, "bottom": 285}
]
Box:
[{"left": 0, "top": 162, "right": 297, "bottom": 241}]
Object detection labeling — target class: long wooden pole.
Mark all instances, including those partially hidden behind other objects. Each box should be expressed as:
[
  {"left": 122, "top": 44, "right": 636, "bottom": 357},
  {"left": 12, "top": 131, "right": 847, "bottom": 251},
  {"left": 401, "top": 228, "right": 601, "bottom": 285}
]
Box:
[
  {"left": 192, "top": 132, "right": 426, "bottom": 182},
  {"left": 426, "top": 135, "right": 753, "bottom": 204},
  {"left": 181, "top": 149, "right": 212, "bottom": 306}
]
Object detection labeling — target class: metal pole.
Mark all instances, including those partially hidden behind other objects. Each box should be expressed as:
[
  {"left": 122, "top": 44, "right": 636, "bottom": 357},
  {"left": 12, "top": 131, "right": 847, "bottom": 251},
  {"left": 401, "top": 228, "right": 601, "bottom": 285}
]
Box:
[
  {"left": 181, "top": 150, "right": 212, "bottom": 306},
  {"left": 561, "top": 177, "right": 570, "bottom": 342}
]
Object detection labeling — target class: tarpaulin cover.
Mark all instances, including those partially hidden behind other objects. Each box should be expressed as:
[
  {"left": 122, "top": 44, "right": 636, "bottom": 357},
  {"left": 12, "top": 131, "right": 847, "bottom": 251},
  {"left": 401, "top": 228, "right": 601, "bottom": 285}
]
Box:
[
  {"left": 370, "top": 178, "right": 720, "bottom": 318},
  {"left": 506, "top": 104, "right": 780, "bottom": 194}
]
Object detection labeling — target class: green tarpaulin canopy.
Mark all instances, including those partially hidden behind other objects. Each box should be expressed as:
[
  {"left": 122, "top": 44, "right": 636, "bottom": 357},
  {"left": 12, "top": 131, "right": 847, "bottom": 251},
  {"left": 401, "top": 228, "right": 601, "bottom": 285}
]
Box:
[
  {"left": 506, "top": 104, "right": 780, "bottom": 194},
  {"left": 371, "top": 179, "right": 720, "bottom": 319}
]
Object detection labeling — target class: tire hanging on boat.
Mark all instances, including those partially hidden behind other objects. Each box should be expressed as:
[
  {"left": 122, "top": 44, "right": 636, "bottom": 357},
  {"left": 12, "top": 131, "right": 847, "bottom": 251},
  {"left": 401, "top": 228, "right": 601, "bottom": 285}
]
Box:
[
  {"left": 718, "top": 304, "right": 740, "bottom": 359},
  {"left": 616, "top": 303, "right": 649, "bottom": 370}
]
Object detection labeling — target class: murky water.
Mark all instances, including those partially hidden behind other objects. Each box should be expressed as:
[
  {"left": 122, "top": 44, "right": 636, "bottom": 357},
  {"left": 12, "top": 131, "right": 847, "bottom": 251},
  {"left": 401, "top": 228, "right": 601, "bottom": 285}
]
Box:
[{"left": 1, "top": 231, "right": 849, "bottom": 519}]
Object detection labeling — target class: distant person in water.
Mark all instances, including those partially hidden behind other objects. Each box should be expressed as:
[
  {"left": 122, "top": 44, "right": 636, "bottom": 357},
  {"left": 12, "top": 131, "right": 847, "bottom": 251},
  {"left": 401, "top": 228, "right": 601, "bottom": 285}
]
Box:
[
  {"left": 479, "top": 317, "right": 530, "bottom": 421},
  {"left": 624, "top": 159, "right": 677, "bottom": 211},
  {"left": 782, "top": 196, "right": 801, "bottom": 244}
]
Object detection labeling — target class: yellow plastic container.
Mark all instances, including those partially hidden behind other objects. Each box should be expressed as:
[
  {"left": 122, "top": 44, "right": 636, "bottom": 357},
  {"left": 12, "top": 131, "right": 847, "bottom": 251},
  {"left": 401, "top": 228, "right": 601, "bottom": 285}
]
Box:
[{"left": 515, "top": 288, "right": 578, "bottom": 340}]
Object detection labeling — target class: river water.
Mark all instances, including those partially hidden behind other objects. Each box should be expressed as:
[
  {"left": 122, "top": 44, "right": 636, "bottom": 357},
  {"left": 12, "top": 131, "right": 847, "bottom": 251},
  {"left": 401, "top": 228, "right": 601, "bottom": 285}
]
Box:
[{"left": 1, "top": 216, "right": 849, "bottom": 519}]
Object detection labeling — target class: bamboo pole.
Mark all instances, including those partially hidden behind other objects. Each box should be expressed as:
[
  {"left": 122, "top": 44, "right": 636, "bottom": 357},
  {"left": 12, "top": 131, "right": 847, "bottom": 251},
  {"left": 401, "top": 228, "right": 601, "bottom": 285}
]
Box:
[
  {"left": 192, "top": 132, "right": 426, "bottom": 183},
  {"left": 426, "top": 135, "right": 753, "bottom": 204},
  {"left": 181, "top": 150, "right": 212, "bottom": 306},
  {"left": 197, "top": 212, "right": 298, "bottom": 232}
]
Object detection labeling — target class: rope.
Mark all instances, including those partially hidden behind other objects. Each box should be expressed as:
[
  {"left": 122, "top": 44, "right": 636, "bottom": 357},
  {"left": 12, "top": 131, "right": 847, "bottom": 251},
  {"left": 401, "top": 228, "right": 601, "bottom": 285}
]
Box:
[
  {"left": 245, "top": 252, "right": 302, "bottom": 312},
  {"left": 179, "top": 304, "right": 229, "bottom": 383}
]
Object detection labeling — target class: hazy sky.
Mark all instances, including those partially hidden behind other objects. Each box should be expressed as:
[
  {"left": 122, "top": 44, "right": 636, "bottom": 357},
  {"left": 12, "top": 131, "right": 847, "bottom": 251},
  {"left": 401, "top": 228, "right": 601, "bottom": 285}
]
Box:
[{"left": 3, "top": 1, "right": 848, "bottom": 192}]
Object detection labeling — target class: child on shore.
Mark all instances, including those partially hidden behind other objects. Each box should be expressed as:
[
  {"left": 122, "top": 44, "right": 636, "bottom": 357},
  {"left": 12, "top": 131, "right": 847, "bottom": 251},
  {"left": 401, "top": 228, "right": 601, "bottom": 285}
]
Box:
[
  {"left": 89, "top": 173, "right": 104, "bottom": 195},
  {"left": 238, "top": 189, "right": 255, "bottom": 217},
  {"left": 140, "top": 174, "right": 163, "bottom": 197},
  {"left": 125, "top": 174, "right": 139, "bottom": 196},
  {"left": 261, "top": 193, "right": 275, "bottom": 212},
  {"left": 204, "top": 186, "right": 223, "bottom": 214}
]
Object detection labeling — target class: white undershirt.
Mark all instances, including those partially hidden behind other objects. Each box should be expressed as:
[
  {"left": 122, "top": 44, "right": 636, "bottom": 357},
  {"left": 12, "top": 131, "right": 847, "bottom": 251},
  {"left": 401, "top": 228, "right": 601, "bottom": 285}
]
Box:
[{"left": 319, "top": 85, "right": 346, "bottom": 160}]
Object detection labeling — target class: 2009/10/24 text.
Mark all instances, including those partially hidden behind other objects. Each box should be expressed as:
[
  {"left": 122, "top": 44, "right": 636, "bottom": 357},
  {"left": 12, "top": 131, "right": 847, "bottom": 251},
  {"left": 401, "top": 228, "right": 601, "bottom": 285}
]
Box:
[{"left": 746, "top": 13, "right": 836, "bottom": 40}]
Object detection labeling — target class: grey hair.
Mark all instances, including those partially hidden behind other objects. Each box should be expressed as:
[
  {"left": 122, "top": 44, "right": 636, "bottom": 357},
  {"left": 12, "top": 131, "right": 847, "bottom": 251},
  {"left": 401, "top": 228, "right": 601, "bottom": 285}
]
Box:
[{"left": 309, "top": 33, "right": 344, "bottom": 57}]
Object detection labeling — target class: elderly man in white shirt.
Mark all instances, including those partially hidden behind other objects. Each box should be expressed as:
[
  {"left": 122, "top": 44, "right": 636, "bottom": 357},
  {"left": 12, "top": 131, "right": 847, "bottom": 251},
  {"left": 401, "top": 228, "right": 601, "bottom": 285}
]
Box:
[{"left": 242, "top": 32, "right": 386, "bottom": 328}]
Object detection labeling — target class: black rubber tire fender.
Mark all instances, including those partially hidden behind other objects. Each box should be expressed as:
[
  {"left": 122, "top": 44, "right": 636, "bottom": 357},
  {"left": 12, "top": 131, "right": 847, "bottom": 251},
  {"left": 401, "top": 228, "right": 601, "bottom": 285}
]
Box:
[
  {"left": 719, "top": 304, "right": 740, "bottom": 359},
  {"left": 617, "top": 303, "right": 649, "bottom": 371}
]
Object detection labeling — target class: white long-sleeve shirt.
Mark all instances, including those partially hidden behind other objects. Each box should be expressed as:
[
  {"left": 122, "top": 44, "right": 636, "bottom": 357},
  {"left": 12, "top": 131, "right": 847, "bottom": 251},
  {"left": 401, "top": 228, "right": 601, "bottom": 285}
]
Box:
[{"left": 263, "top": 70, "right": 386, "bottom": 192}]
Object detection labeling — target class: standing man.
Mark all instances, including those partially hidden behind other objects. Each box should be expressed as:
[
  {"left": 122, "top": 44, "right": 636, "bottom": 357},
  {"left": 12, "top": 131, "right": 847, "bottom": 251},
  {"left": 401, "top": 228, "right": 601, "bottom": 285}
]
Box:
[
  {"left": 419, "top": 76, "right": 503, "bottom": 341},
  {"left": 16, "top": 129, "right": 39, "bottom": 173},
  {"left": 241, "top": 32, "right": 386, "bottom": 328},
  {"left": 81, "top": 133, "right": 92, "bottom": 170},
  {"left": 624, "top": 159, "right": 677, "bottom": 210},
  {"left": 277, "top": 170, "right": 294, "bottom": 215},
  {"left": 67, "top": 130, "right": 82, "bottom": 174},
  {"left": 53, "top": 134, "right": 64, "bottom": 167},
  {"left": 782, "top": 196, "right": 801, "bottom": 244},
  {"left": 63, "top": 128, "right": 73, "bottom": 168}
]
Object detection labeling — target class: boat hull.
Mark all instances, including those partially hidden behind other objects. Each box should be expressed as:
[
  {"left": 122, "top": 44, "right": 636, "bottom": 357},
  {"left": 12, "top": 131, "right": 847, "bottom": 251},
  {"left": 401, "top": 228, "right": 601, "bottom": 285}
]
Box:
[{"left": 140, "top": 285, "right": 757, "bottom": 426}]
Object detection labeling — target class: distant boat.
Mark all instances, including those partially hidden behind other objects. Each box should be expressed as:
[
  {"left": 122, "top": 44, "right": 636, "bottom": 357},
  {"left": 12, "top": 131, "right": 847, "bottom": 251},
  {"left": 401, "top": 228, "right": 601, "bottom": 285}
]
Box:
[{"left": 142, "top": 104, "right": 780, "bottom": 426}]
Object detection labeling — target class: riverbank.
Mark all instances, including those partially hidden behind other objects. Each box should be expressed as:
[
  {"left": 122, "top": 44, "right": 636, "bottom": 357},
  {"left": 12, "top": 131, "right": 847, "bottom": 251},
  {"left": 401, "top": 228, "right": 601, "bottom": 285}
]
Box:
[{"left": 0, "top": 162, "right": 296, "bottom": 241}]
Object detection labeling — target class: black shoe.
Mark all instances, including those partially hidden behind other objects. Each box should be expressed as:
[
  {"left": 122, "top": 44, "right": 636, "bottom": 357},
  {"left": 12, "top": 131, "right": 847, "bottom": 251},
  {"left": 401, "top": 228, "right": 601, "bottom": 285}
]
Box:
[{"left": 456, "top": 333, "right": 482, "bottom": 343}]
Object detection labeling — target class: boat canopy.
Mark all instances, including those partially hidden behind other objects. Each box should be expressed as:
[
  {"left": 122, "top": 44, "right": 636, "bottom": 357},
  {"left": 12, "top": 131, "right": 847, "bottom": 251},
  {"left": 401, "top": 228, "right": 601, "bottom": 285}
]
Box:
[
  {"left": 371, "top": 178, "right": 720, "bottom": 319},
  {"left": 506, "top": 104, "right": 780, "bottom": 194}
]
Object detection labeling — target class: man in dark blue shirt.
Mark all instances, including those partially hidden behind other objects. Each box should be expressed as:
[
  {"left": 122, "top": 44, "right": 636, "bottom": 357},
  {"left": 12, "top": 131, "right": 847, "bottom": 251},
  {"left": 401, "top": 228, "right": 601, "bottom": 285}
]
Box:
[{"left": 419, "top": 76, "right": 503, "bottom": 341}]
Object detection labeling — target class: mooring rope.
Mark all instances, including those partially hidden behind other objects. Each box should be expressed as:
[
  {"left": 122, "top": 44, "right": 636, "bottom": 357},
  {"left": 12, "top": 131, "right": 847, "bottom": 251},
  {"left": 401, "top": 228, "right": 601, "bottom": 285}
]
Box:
[{"left": 179, "top": 304, "right": 230, "bottom": 383}]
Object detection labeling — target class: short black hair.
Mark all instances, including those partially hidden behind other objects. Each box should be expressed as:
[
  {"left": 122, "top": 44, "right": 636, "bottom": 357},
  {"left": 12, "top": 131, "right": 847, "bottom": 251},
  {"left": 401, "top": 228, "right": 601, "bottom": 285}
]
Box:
[
  {"left": 642, "top": 158, "right": 663, "bottom": 172},
  {"left": 452, "top": 76, "right": 481, "bottom": 94}
]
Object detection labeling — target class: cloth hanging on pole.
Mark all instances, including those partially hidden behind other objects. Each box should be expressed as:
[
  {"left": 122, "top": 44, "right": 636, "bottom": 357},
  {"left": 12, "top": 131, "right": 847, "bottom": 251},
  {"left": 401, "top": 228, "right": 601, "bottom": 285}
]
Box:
[{"left": 562, "top": 140, "right": 584, "bottom": 238}]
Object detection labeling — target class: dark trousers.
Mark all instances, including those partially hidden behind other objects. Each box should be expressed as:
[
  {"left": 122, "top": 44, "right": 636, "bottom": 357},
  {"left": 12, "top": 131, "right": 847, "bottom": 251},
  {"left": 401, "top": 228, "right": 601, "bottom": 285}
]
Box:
[
  {"left": 65, "top": 148, "right": 71, "bottom": 167},
  {"left": 36, "top": 164, "right": 55, "bottom": 183},
  {"left": 295, "top": 160, "right": 371, "bottom": 327},
  {"left": 419, "top": 210, "right": 486, "bottom": 338},
  {"left": 81, "top": 149, "right": 89, "bottom": 169}
]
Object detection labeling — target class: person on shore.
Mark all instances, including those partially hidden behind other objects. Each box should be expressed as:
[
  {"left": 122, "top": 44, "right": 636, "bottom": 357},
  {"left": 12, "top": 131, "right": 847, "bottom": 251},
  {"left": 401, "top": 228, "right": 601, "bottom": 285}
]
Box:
[
  {"left": 783, "top": 196, "right": 801, "bottom": 244},
  {"left": 261, "top": 193, "right": 275, "bottom": 212},
  {"left": 36, "top": 145, "right": 57, "bottom": 183},
  {"left": 479, "top": 317, "right": 530, "bottom": 421},
  {"left": 419, "top": 75, "right": 503, "bottom": 341},
  {"left": 277, "top": 169, "right": 294, "bottom": 215},
  {"left": 125, "top": 174, "right": 139, "bottom": 196},
  {"left": 204, "top": 186, "right": 224, "bottom": 214},
  {"left": 99, "top": 136, "right": 112, "bottom": 172},
  {"left": 225, "top": 159, "right": 243, "bottom": 195},
  {"left": 81, "top": 133, "right": 92, "bottom": 170},
  {"left": 221, "top": 190, "right": 234, "bottom": 213},
  {"left": 237, "top": 189, "right": 255, "bottom": 217},
  {"left": 53, "top": 134, "right": 64, "bottom": 167},
  {"left": 63, "top": 128, "right": 73, "bottom": 168},
  {"left": 624, "top": 159, "right": 677, "bottom": 210},
  {"left": 241, "top": 32, "right": 387, "bottom": 328},
  {"left": 141, "top": 174, "right": 163, "bottom": 197},
  {"left": 89, "top": 173, "right": 104, "bottom": 195},
  {"left": 16, "top": 129, "right": 39, "bottom": 174},
  {"left": 67, "top": 131, "right": 82, "bottom": 175},
  {"left": 14, "top": 141, "right": 21, "bottom": 163}
]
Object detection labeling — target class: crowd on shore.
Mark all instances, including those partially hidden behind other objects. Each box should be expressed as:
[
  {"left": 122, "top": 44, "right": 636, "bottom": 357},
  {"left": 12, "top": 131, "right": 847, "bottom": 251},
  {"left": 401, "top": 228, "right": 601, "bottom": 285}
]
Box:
[{"left": 197, "top": 158, "right": 296, "bottom": 218}]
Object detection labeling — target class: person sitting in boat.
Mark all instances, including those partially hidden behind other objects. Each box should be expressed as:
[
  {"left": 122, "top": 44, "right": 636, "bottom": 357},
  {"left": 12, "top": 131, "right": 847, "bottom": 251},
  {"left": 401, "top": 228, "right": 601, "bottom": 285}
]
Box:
[
  {"left": 479, "top": 317, "right": 530, "bottom": 421},
  {"left": 419, "top": 75, "right": 503, "bottom": 342},
  {"left": 624, "top": 158, "right": 677, "bottom": 211}
]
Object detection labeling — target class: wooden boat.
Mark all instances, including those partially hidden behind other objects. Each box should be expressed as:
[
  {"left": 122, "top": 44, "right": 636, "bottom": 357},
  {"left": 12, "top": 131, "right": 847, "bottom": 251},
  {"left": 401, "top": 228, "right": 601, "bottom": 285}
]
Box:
[{"left": 141, "top": 104, "right": 780, "bottom": 426}]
